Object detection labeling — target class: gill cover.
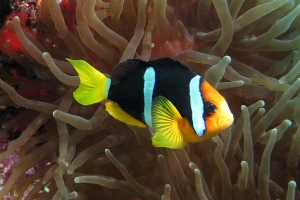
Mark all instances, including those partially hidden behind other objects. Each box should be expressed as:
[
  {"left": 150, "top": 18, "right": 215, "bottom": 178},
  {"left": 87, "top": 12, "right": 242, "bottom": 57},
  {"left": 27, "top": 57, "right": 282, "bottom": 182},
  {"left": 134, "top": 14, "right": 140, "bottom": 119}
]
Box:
[{"left": 201, "top": 80, "right": 233, "bottom": 134}]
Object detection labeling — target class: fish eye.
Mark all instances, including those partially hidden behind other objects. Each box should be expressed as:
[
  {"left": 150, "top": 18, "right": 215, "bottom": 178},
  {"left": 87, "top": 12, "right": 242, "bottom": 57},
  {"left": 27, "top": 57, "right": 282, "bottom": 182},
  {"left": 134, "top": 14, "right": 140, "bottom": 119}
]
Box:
[{"left": 205, "top": 101, "right": 216, "bottom": 115}]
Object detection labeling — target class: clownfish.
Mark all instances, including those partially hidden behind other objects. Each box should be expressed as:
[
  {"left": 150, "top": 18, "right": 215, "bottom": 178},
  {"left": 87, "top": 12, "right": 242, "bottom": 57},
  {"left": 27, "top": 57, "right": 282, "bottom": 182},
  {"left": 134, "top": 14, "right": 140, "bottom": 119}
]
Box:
[{"left": 67, "top": 58, "right": 233, "bottom": 149}]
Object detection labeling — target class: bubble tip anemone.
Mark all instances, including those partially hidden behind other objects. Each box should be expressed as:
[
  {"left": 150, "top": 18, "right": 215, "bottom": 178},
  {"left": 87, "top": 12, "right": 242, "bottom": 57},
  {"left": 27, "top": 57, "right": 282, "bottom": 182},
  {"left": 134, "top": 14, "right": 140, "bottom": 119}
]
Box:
[
  {"left": 241, "top": 160, "right": 248, "bottom": 167},
  {"left": 104, "top": 148, "right": 110, "bottom": 154},
  {"left": 74, "top": 177, "right": 80, "bottom": 183},
  {"left": 288, "top": 180, "right": 297, "bottom": 187},
  {"left": 53, "top": 110, "right": 58, "bottom": 118},
  {"left": 223, "top": 55, "right": 231, "bottom": 63},
  {"left": 13, "top": 16, "right": 20, "bottom": 23},
  {"left": 42, "top": 52, "right": 49, "bottom": 58},
  {"left": 67, "top": 168, "right": 73, "bottom": 175},
  {"left": 284, "top": 119, "right": 292, "bottom": 126},
  {"left": 259, "top": 100, "right": 265, "bottom": 107}
]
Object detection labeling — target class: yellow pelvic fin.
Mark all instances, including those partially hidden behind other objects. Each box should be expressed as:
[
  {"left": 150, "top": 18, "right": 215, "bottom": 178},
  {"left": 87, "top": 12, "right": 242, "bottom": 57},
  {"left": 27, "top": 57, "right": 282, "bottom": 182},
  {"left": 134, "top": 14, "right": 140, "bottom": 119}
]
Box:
[
  {"left": 67, "top": 58, "right": 111, "bottom": 105},
  {"left": 105, "top": 102, "right": 147, "bottom": 128},
  {"left": 151, "top": 96, "right": 187, "bottom": 149}
]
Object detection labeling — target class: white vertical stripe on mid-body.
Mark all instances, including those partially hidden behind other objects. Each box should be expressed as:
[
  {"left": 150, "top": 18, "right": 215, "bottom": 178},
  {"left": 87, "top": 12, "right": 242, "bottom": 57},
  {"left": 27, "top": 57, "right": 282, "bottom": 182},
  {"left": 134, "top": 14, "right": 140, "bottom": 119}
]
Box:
[
  {"left": 143, "top": 67, "right": 155, "bottom": 130},
  {"left": 189, "top": 75, "right": 205, "bottom": 136}
]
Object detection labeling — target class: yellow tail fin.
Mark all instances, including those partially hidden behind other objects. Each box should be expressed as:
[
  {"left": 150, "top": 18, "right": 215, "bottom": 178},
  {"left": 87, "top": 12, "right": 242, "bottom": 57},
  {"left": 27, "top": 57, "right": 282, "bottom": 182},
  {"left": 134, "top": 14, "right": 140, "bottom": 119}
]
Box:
[{"left": 67, "top": 58, "right": 111, "bottom": 105}]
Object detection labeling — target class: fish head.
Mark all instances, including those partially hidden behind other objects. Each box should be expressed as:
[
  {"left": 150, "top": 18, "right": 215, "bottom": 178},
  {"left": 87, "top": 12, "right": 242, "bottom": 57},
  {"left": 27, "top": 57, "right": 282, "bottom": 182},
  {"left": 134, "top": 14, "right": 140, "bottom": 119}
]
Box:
[{"left": 201, "top": 80, "right": 234, "bottom": 135}]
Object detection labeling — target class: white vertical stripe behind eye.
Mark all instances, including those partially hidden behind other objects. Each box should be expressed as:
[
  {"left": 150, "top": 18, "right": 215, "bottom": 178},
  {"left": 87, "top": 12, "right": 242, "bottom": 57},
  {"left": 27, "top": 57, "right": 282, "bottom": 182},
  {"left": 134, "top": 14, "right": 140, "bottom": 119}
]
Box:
[
  {"left": 143, "top": 67, "right": 155, "bottom": 129},
  {"left": 189, "top": 75, "right": 205, "bottom": 136}
]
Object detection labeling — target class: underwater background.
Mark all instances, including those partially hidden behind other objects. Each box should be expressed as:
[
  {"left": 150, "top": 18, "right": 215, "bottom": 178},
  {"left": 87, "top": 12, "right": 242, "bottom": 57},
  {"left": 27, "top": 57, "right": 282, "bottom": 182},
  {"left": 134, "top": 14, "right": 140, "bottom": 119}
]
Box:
[{"left": 0, "top": 0, "right": 300, "bottom": 199}]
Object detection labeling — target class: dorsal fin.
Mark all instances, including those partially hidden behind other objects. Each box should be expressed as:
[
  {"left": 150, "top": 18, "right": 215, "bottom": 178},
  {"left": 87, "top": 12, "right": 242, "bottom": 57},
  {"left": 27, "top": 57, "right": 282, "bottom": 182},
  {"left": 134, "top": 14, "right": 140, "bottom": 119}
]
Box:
[
  {"left": 111, "top": 58, "right": 189, "bottom": 85},
  {"left": 148, "top": 58, "right": 189, "bottom": 69},
  {"left": 111, "top": 59, "right": 148, "bottom": 85}
]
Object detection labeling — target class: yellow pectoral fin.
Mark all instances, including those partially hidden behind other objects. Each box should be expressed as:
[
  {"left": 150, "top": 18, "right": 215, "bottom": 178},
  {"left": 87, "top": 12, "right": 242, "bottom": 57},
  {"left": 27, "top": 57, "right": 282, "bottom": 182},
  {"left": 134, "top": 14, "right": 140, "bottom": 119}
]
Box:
[
  {"left": 67, "top": 58, "right": 111, "bottom": 105},
  {"left": 151, "top": 96, "right": 187, "bottom": 149},
  {"left": 105, "top": 102, "right": 147, "bottom": 128}
]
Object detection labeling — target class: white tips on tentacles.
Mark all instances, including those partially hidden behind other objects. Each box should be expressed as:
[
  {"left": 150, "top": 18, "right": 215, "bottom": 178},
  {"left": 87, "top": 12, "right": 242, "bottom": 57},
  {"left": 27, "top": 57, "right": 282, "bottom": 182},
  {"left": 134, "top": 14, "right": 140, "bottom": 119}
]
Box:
[
  {"left": 13, "top": 16, "right": 20, "bottom": 23},
  {"left": 284, "top": 119, "right": 292, "bottom": 126},
  {"left": 288, "top": 180, "right": 296, "bottom": 188},
  {"left": 258, "top": 108, "right": 266, "bottom": 115},
  {"left": 65, "top": 191, "right": 78, "bottom": 199},
  {"left": 241, "top": 161, "right": 248, "bottom": 168},
  {"left": 236, "top": 80, "right": 244, "bottom": 85},
  {"left": 42, "top": 52, "right": 50, "bottom": 59},
  {"left": 44, "top": 186, "right": 50, "bottom": 193},
  {"left": 241, "top": 105, "right": 247, "bottom": 111},
  {"left": 105, "top": 149, "right": 110, "bottom": 154},
  {"left": 194, "top": 168, "right": 200, "bottom": 175},
  {"left": 53, "top": 110, "right": 59, "bottom": 118},
  {"left": 223, "top": 55, "right": 231, "bottom": 64},
  {"left": 74, "top": 177, "right": 80, "bottom": 183},
  {"left": 259, "top": 100, "right": 265, "bottom": 107},
  {"left": 149, "top": 43, "right": 155, "bottom": 48}
]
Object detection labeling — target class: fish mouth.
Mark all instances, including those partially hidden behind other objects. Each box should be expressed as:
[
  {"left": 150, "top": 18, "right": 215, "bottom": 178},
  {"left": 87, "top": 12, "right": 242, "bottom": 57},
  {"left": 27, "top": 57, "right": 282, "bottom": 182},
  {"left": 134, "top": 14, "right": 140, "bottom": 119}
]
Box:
[{"left": 217, "top": 114, "right": 234, "bottom": 129}]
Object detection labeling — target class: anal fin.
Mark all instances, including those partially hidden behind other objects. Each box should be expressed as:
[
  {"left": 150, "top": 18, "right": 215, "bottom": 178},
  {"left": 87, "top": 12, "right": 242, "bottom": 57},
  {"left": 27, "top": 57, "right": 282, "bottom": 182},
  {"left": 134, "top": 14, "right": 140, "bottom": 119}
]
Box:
[{"left": 105, "top": 102, "right": 147, "bottom": 128}]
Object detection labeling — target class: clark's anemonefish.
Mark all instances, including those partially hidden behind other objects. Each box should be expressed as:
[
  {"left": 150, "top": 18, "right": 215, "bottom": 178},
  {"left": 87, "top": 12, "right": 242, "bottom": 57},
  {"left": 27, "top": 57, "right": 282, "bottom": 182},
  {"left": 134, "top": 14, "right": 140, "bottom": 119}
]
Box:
[{"left": 67, "top": 58, "right": 234, "bottom": 149}]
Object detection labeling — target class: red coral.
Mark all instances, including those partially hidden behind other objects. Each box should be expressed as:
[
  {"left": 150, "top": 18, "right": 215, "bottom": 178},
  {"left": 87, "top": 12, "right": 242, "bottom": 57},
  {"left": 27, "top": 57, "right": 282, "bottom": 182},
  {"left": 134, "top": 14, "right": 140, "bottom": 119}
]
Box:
[
  {"left": 0, "top": 12, "right": 29, "bottom": 56},
  {"left": 21, "top": 89, "right": 46, "bottom": 99},
  {"left": 60, "top": 0, "right": 69, "bottom": 10}
]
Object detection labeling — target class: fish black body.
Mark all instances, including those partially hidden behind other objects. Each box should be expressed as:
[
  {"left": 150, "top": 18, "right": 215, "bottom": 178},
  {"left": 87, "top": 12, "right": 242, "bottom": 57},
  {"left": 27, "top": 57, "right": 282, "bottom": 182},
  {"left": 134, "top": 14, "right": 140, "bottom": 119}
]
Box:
[
  {"left": 67, "top": 57, "right": 234, "bottom": 149},
  {"left": 108, "top": 59, "right": 198, "bottom": 127}
]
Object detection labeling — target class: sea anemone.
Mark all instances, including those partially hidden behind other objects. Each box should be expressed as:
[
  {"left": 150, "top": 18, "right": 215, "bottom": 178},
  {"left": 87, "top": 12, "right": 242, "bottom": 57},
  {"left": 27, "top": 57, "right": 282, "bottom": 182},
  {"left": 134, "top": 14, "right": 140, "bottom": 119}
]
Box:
[{"left": 0, "top": 0, "right": 299, "bottom": 199}]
